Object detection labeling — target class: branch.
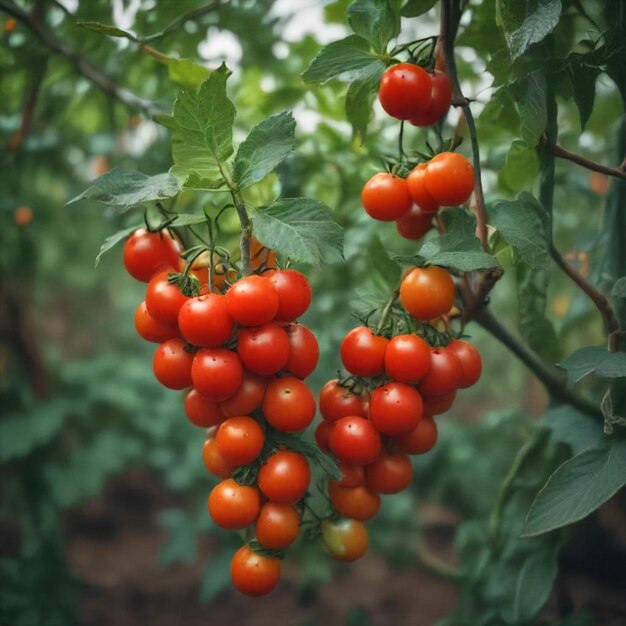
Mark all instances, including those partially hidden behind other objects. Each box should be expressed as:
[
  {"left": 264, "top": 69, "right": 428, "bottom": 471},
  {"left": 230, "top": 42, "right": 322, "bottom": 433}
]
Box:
[
  {"left": 544, "top": 137, "right": 626, "bottom": 181},
  {"left": 141, "top": 1, "right": 221, "bottom": 43}
]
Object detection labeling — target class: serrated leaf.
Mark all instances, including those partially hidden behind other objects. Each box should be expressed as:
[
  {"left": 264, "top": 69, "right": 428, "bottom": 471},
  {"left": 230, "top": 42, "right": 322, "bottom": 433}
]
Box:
[
  {"left": 401, "top": 0, "right": 438, "bottom": 17},
  {"left": 498, "top": 140, "right": 540, "bottom": 192},
  {"left": 165, "top": 57, "right": 211, "bottom": 90},
  {"left": 168, "top": 213, "right": 209, "bottom": 227},
  {"left": 559, "top": 346, "right": 626, "bottom": 382},
  {"left": 170, "top": 169, "right": 226, "bottom": 190},
  {"left": 510, "top": 70, "right": 547, "bottom": 146},
  {"left": 523, "top": 435, "right": 626, "bottom": 536},
  {"left": 233, "top": 111, "right": 296, "bottom": 189},
  {"left": 77, "top": 21, "right": 138, "bottom": 42},
  {"left": 95, "top": 225, "right": 140, "bottom": 266},
  {"left": 251, "top": 198, "right": 344, "bottom": 266},
  {"left": 611, "top": 276, "right": 626, "bottom": 297},
  {"left": 569, "top": 63, "right": 598, "bottom": 131},
  {"left": 345, "top": 61, "right": 385, "bottom": 141},
  {"left": 348, "top": 0, "right": 401, "bottom": 53}
]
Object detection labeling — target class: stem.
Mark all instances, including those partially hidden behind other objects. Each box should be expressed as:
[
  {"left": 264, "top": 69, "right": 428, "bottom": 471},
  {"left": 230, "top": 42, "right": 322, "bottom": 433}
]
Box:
[
  {"left": 398, "top": 120, "right": 406, "bottom": 161},
  {"left": 375, "top": 288, "right": 399, "bottom": 334},
  {"left": 140, "top": 1, "right": 221, "bottom": 43},
  {"left": 414, "top": 539, "right": 461, "bottom": 583},
  {"left": 207, "top": 219, "right": 216, "bottom": 294},
  {"left": 545, "top": 139, "right": 626, "bottom": 180}
]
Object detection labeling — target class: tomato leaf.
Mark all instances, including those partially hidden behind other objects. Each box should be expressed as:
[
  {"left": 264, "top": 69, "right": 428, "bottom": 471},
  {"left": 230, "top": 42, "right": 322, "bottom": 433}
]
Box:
[
  {"left": 345, "top": 61, "right": 385, "bottom": 141},
  {"left": 498, "top": 140, "right": 540, "bottom": 193},
  {"left": 509, "top": 70, "right": 547, "bottom": 147},
  {"left": 569, "top": 60, "right": 598, "bottom": 131},
  {"left": 401, "top": 0, "right": 438, "bottom": 17},
  {"left": 95, "top": 225, "right": 140, "bottom": 266},
  {"left": 348, "top": 0, "right": 401, "bottom": 53},
  {"left": 77, "top": 21, "right": 139, "bottom": 42},
  {"left": 164, "top": 58, "right": 211, "bottom": 91},
  {"left": 559, "top": 346, "right": 626, "bottom": 382},
  {"left": 544, "top": 405, "right": 604, "bottom": 455}
]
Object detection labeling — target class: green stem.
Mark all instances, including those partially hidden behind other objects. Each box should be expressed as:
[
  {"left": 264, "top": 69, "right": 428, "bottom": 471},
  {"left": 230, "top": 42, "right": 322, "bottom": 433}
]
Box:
[{"left": 375, "top": 288, "right": 399, "bottom": 334}]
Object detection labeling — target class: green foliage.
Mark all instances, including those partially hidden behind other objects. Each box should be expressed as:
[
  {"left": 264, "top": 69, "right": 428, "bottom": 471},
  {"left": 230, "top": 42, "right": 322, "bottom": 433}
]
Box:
[{"left": 559, "top": 346, "right": 626, "bottom": 382}]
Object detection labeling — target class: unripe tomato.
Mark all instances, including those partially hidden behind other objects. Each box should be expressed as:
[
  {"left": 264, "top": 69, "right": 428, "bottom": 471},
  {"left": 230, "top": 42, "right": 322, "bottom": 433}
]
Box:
[
  {"left": 184, "top": 388, "right": 225, "bottom": 427},
  {"left": 384, "top": 334, "right": 431, "bottom": 383},
  {"left": 258, "top": 451, "right": 310, "bottom": 503},
  {"left": 378, "top": 63, "right": 432, "bottom": 120},
  {"left": 365, "top": 451, "right": 413, "bottom": 494},
  {"left": 410, "top": 70, "right": 452, "bottom": 127},
  {"left": 369, "top": 382, "right": 423, "bottom": 436},
  {"left": 340, "top": 326, "right": 388, "bottom": 377},
  {"left": 202, "top": 438, "right": 232, "bottom": 478},
  {"left": 329, "top": 416, "right": 381, "bottom": 466},
  {"left": 191, "top": 348, "right": 243, "bottom": 401},
  {"left": 230, "top": 545, "right": 281, "bottom": 597},
  {"left": 424, "top": 152, "right": 475, "bottom": 206},
  {"left": 215, "top": 416, "right": 265, "bottom": 466},
  {"left": 321, "top": 518, "right": 369, "bottom": 562},
  {"left": 284, "top": 324, "right": 319, "bottom": 379},
  {"left": 226, "top": 275, "right": 279, "bottom": 326},
  {"left": 396, "top": 205, "right": 434, "bottom": 240},
  {"left": 418, "top": 347, "right": 462, "bottom": 396},
  {"left": 208, "top": 479, "right": 260, "bottom": 530},
  {"left": 178, "top": 294, "right": 233, "bottom": 347},
  {"left": 329, "top": 483, "right": 380, "bottom": 521},
  {"left": 263, "top": 377, "right": 316, "bottom": 432},
  {"left": 361, "top": 172, "right": 413, "bottom": 222},
  {"left": 422, "top": 390, "right": 456, "bottom": 415},
  {"left": 394, "top": 417, "right": 438, "bottom": 454},
  {"left": 330, "top": 462, "right": 365, "bottom": 488},
  {"left": 319, "top": 379, "right": 368, "bottom": 422},
  {"left": 314, "top": 420, "right": 333, "bottom": 452},
  {"left": 406, "top": 164, "right": 439, "bottom": 213},
  {"left": 153, "top": 338, "right": 194, "bottom": 390},
  {"left": 237, "top": 323, "right": 290, "bottom": 375},
  {"left": 447, "top": 339, "right": 482, "bottom": 388},
  {"left": 255, "top": 502, "right": 301, "bottom": 549},
  {"left": 145, "top": 269, "right": 189, "bottom": 325},
  {"left": 134, "top": 301, "right": 179, "bottom": 343},
  {"left": 123, "top": 228, "right": 181, "bottom": 282},
  {"left": 266, "top": 269, "right": 312, "bottom": 321},
  {"left": 399, "top": 266, "right": 455, "bottom": 321},
  {"left": 220, "top": 371, "right": 267, "bottom": 417}
]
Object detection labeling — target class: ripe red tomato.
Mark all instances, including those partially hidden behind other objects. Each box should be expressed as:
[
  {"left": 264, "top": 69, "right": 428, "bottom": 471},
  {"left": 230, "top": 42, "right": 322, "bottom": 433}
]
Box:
[
  {"left": 410, "top": 70, "right": 452, "bottom": 127},
  {"left": 153, "top": 338, "right": 194, "bottom": 389},
  {"left": 134, "top": 301, "right": 179, "bottom": 343},
  {"left": 202, "top": 438, "right": 232, "bottom": 478},
  {"left": 145, "top": 269, "right": 189, "bottom": 325},
  {"left": 255, "top": 502, "right": 301, "bottom": 550},
  {"left": 399, "top": 266, "right": 455, "bottom": 321},
  {"left": 406, "top": 163, "right": 439, "bottom": 213},
  {"left": 329, "top": 416, "right": 381, "bottom": 466},
  {"left": 378, "top": 63, "right": 432, "bottom": 120},
  {"left": 191, "top": 348, "right": 243, "bottom": 401},
  {"left": 418, "top": 347, "right": 462, "bottom": 396},
  {"left": 237, "top": 323, "right": 290, "bottom": 375},
  {"left": 365, "top": 451, "right": 413, "bottom": 494},
  {"left": 394, "top": 417, "right": 438, "bottom": 454},
  {"left": 321, "top": 518, "right": 368, "bottom": 562},
  {"left": 262, "top": 377, "right": 316, "bottom": 432},
  {"left": 340, "top": 326, "right": 389, "bottom": 377},
  {"left": 361, "top": 172, "right": 413, "bottom": 222},
  {"left": 258, "top": 451, "right": 311, "bottom": 503},
  {"left": 215, "top": 416, "right": 265, "bottom": 466},
  {"left": 396, "top": 205, "right": 434, "bottom": 240},
  {"left": 447, "top": 339, "right": 482, "bottom": 388},
  {"left": 123, "top": 228, "right": 181, "bottom": 282},
  {"left": 219, "top": 371, "right": 266, "bottom": 417},
  {"left": 331, "top": 462, "right": 365, "bottom": 488},
  {"left": 384, "top": 334, "right": 431, "bottom": 383},
  {"left": 424, "top": 152, "right": 475, "bottom": 206},
  {"left": 230, "top": 545, "right": 281, "bottom": 597},
  {"left": 225, "top": 275, "right": 279, "bottom": 326},
  {"left": 184, "top": 388, "right": 225, "bottom": 427},
  {"left": 208, "top": 479, "right": 260, "bottom": 530},
  {"left": 369, "top": 382, "right": 423, "bottom": 436},
  {"left": 314, "top": 420, "right": 333, "bottom": 452},
  {"left": 178, "top": 294, "right": 233, "bottom": 347},
  {"left": 422, "top": 390, "right": 456, "bottom": 415},
  {"left": 329, "top": 483, "right": 380, "bottom": 521},
  {"left": 266, "top": 269, "right": 312, "bottom": 321},
  {"left": 284, "top": 324, "right": 319, "bottom": 379},
  {"left": 319, "top": 380, "right": 368, "bottom": 422}
]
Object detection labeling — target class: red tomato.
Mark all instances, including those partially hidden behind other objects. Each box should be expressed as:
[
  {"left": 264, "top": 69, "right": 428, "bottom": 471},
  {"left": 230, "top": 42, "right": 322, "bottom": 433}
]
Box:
[
  {"left": 225, "top": 275, "right": 279, "bottom": 326},
  {"left": 237, "top": 323, "right": 290, "bottom": 375},
  {"left": 384, "top": 334, "right": 431, "bottom": 383},
  {"left": 134, "top": 301, "right": 179, "bottom": 343},
  {"left": 178, "top": 294, "right": 233, "bottom": 347},
  {"left": 369, "top": 382, "right": 423, "bottom": 436},
  {"left": 191, "top": 348, "right": 243, "bottom": 401},
  {"left": 266, "top": 269, "right": 312, "bottom": 321},
  {"left": 447, "top": 339, "right": 482, "bottom": 388},
  {"left": 361, "top": 172, "right": 413, "bottom": 221},
  {"left": 215, "top": 416, "right": 265, "bottom": 466},
  {"left": 329, "top": 416, "right": 381, "bottom": 466},
  {"left": 418, "top": 347, "right": 462, "bottom": 396},
  {"left": 378, "top": 63, "right": 432, "bottom": 120},
  {"left": 208, "top": 479, "right": 260, "bottom": 530},
  {"left": 365, "top": 451, "right": 413, "bottom": 494},
  {"left": 410, "top": 70, "right": 452, "bottom": 127},
  {"left": 230, "top": 545, "right": 280, "bottom": 597},
  {"left": 123, "top": 228, "right": 181, "bottom": 282},
  {"left": 184, "top": 388, "right": 225, "bottom": 427},
  {"left": 145, "top": 269, "right": 189, "bottom": 325},
  {"left": 424, "top": 152, "right": 475, "bottom": 206},
  {"left": 329, "top": 483, "right": 380, "bottom": 521},
  {"left": 399, "top": 266, "right": 455, "bottom": 321},
  {"left": 153, "top": 338, "right": 194, "bottom": 389},
  {"left": 262, "top": 377, "right": 316, "bottom": 432},
  {"left": 406, "top": 163, "right": 439, "bottom": 213},
  {"left": 422, "top": 390, "right": 456, "bottom": 415},
  {"left": 219, "top": 371, "right": 267, "bottom": 417},
  {"left": 255, "top": 502, "right": 301, "bottom": 550},
  {"left": 340, "top": 327, "right": 389, "bottom": 377},
  {"left": 284, "top": 324, "right": 319, "bottom": 379},
  {"left": 314, "top": 420, "right": 333, "bottom": 452},
  {"left": 202, "top": 438, "right": 232, "bottom": 478},
  {"left": 331, "top": 462, "right": 365, "bottom": 488},
  {"left": 258, "top": 451, "right": 311, "bottom": 503},
  {"left": 319, "top": 380, "right": 368, "bottom": 422},
  {"left": 396, "top": 205, "right": 434, "bottom": 240},
  {"left": 321, "top": 518, "right": 368, "bottom": 562},
  {"left": 394, "top": 417, "right": 438, "bottom": 454}
]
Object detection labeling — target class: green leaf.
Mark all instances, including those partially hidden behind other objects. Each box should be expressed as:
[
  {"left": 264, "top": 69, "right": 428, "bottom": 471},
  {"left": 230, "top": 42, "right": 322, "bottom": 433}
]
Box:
[
  {"left": 569, "top": 62, "right": 598, "bottom": 131},
  {"left": 158, "top": 509, "right": 198, "bottom": 565},
  {"left": 348, "top": 0, "right": 401, "bottom": 53},
  {"left": 233, "top": 111, "right": 296, "bottom": 189},
  {"left": 77, "top": 21, "right": 139, "bottom": 42},
  {"left": 510, "top": 70, "right": 547, "bottom": 146},
  {"left": 498, "top": 140, "right": 540, "bottom": 192},
  {"left": 611, "top": 276, "right": 626, "bottom": 297},
  {"left": 523, "top": 435, "right": 626, "bottom": 536},
  {"left": 559, "top": 346, "right": 626, "bottom": 382},
  {"left": 165, "top": 58, "right": 211, "bottom": 90},
  {"left": 95, "top": 225, "right": 140, "bottom": 266},
  {"left": 167, "top": 213, "right": 209, "bottom": 227},
  {"left": 345, "top": 61, "right": 385, "bottom": 141},
  {"left": 69, "top": 169, "right": 180, "bottom": 209},
  {"left": 302, "top": 35, "right": 381, "bottom": 84},
  {"left": 544, "top": 406, "right": 604, "bottom": 455},
  {"left": 401, "top": 0, "right": 438, "bottom": 17},
  {"left": 199, "top": 550, "right": 232, "bottom": 601},
  {"left": 176, "top": 172, "right": 226, "bottom": 190},
  {"left": 251, "top": 198, "right": 344, "bottom": 266}
]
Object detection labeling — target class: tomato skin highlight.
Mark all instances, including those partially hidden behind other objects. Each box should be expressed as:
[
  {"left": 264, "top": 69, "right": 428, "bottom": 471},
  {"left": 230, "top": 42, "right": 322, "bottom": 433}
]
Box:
[
  {"left": 230, "top": 545, "right": 281, "bottom": 597},
  {"left": 208, "top": 479, "right": 260, "bottom": 530},
  {"left": 202, "top": 438, "right": 232, "bottom": 478},
  {"left": 329, "top": 416, "right": 381, "bottom": 466},
  {"left": 365, "top": 451, "right": 413, "bottom": 494},
  {"left": 145, "top": 269, "right": 189, "bottom": 325},
  {"left": 319, "top": 379, "right": 368, "bottom": 422},
  {"left": 237, "top": 323, "right": 290, "bottom": 375},
  {"left": 406, "top": 164, "right": 439, "bottom": 213},
  {"left": 396, "top": 205, "right": 434, "bottom": 240},
  {"left": 340, "top": 326, "right": 389, "bottom": 377},
  {"left": 135, "top": 301, "right": 179, "bottom": 343},
  {"left": 321, "top": 518, "right": 369, "bottom": 562},
  {"left": 361, "top": 172, "right": 413, "bottom": 221},
  {"left": 418, "top": 347, "right": 463, "bottom": 397},
  {"left": 400, "top": 266, "right": 455, "bottom": 321},
  {"left": 258, "top": 451, "right": 311, "bottom": 503},
  {"left": 369, "top": 382, "right": 423, "bottom": 436},
  {"left": 219, "top": 371, "right": 266, "bottom": 417},
  {"left": 191, "top": 348, "right": 243, "bottom": 401},
  {"left": 255, "top": 502, "right": 301, "bottom": 550},
  {"left": 263, "top": 377, "right": 316, "bottom": 432},
  {"left": 447, "top": 339, "right": 482, "bottom": 388},
  {"left": 424, "top": 152, "right": 475, "bottom": 206},
  {"left": 329, "top": 483, "right": 381, "bottom": 521},
  {"left": 123, "top": 228, "right": 181, "bottom": 282},
  {"left": 378, "top": 63, "right": 432, "bottom": 120},
  {"left": 394, "top": 417, "right": 438, "bottom": 454},
  {"left": 410, "top": 70, "right": 452, "bottom": 127},
  {"left": 284, "top": 324, "right": 319, "bottom": 379},
  {"left": 178, "top": 294, "right": 233, "bottom": 348},
  {"left": 266, "top": 269, "right": 312, "bottom": 321},
  {"left": 153, "top": 338, "right": 194, "bottom": 390},
  {"left": 226, "top": 275, "right": 279, "bottom": 326},
  {"left": 215, "top": 416, "right": 265, "bottom": 466},
  {"left": 384, "top": 334, "right": 431, "bottom": 384},
  {"left": 184, "top": 388, "right": 225, "bottom": 427}
]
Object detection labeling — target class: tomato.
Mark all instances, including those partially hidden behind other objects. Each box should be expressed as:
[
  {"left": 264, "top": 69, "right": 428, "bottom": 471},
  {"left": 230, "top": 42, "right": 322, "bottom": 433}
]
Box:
[
  {"left": 258, "top": 451, "right": 311, "bottom": 503},
  {"left": 321, "top": 518, "right": 368, "bottom": 562},
  {"left": 340, "top": 327, "right": 389, "bottom": 377},
  {"left": 394, "top": 417, "right": 438, "bottom": 454},
  {"left": 396, "top": 205, "right": 434, "bottom": 240},
  {"left": 255, "top": 502, "right": 301, "bottom": 549},
  {"left": 220, "top": 371, "right": 266, "bottom": 417},
  {"left": 378, "top": 63, "right": 432, "bottom": 120},
  {"left": 134, "top": 301, "right": 179, "bottom": 343},
  {"left": 314, "top": 420, "right": 333, "bottom": 452},
  {"left": 329, "top": 483, "right": 380, "bottom": 521},
  {"left": 215, "top": 416, "right": 265, "bottom": 466},
  {"left": 184, "top": 388, "right": 225, "bottom": 427},
  {"left": 424, "top": 152, "right": 475, "bottom": 206},
  {"left": 250, "top": 236, "right": 277, "bottom": 271},
  {"left": 365, "top": 451, "right": 413, "bottom": 494},
  {"left": 369, "top": 382, "right": 423, "bottom": 436},
  {"left": 331, "top": 462, "right": 365, "bottom": 488},
  {"left": 319, "top": 380, "right": 367, "bottom": 422},
  {"left": 191, "top": 348, "right": 243, "bottom": 401},
  {"left": 410, "top": 70, "right": 452, "bottom": 127},
  {"left": 329, "top": 416, "right": 381, "bottom": 466},
  {"left": 145, "top": 269, "right": 189, "bottom": 325},
  {"left": 284, "top": 324, "right": 319, "bottom": 379},
  {"left": 237, "top": 323, "right": 290, "bottom": 375},
  {"left": 123, "top": 228, "right": 181, "bottom": 282},
  {"left": 361, "top": 172, "right": 413, "bottom": 222},
  {"left": 202, "top": 438, "right": 232, "bottom": 478},
  {"left": 384, "top": 334, "right": 431, "bottom": 383},
  {"left": 225, "top": 275, "right": 279, "bottom": 326},
  {"left": 418, "top": 347, "right": 462, "bottom": 396},
  {"left": 399, "top": 266, "right": 455, "bottom": 321},
  {"left": 152, "top": 338, "right": 194, "bottom": 389},
  {"left": 208, "top": 478, "right": 260, "bottom": 530},
  {"left": 262, "top": 377, "right": 316, "bottom": 432},
  {"left": 266, "top": 270, "right": 312, "bottom": 321},
  {"left": 406, "top": 163, "right": 439, "bottom": 213},
  {"left": 178, "top": 294, "right": 233, "bottom": 347},
  {"left": 447, "top": 339, "right": 482, "bottom": 388},
  {"left": 422, "top": 390, "right": 456, "bottom": 415},
  {"left": 230, "top": 545, "right": 281, "bottom": 597}
]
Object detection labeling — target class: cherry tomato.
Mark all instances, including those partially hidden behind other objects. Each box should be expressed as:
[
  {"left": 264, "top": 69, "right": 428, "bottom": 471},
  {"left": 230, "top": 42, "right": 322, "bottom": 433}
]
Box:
[
  {"left": 266, "top": 270, "right": 312, "bottom": 321},
  {"left": 184, "top": 388, "right": 225, "bottom": 427},
  {"left": 396, "top": 205, "right": 434, "bottom": 240},
  {"left": 406, "top": 163, "right": 439, "bottom": 213},
  {"left": 329, "top": 483, "right": 380, "bottom": 521},
  {"left": 399, "top": 266, "right": 455, "bottom": 321},
  {"left": 314, "top": 420, "right": 333, "bottom": 452},
  {"left": 284, "top": 324, "right": 319, "bottom": 379},
  {"left": 329, "top": 416, "right": 381, "bottom": 466},
  {"left": 319, "top": 380, "right": 368, "bottom": 422},
  {"left": 145, "top": 269, "right": 189, "bottom": 325},
  {"left": 361, "top": 172, "right": 413, "bottom": 222},
  {"left": 237, "top": 323, "right": 290, "bottom": 375},
  {"left": 340, "top": 327, "right": 389, "bottom": 377},
  {"left": 153, "top": 338, "right": 194, "bottom": 389},
  {"left": 208, "top": 479, "right": 260, "bottom": 530},
  {"left": 219, "top": 371, "right": 267, "bottom": 417},
  {"left": 321, "top": 518, "right": 368, "bottom": 562},
  {"left": 410, "top": 70, "right": 452, "bottom": 127},
  {"left": 384, "top": 334, "right": 431, "bottom": 384},
  {"left": 123, "top": 228, "right": 181, "bottom": 282},
  {"left": 258, "top": 451, "right": 311, "bottom": 503},
  {"left": 365, "top": 451, "right": 413, "bottom": 494},
  {"left": 250, "top": 236, "right": 277, "bottom": 271},
  {"left": 226, "top": 275, "right": 279, "bottom": 326},
  {"left": 378, "top": 63, "right": 432, "bottom": 120},
  {"left": 394, "top": 417, "right": 438, "bottom": 454},
  {"left": 230, "top": 545, "right": 280, "bottom": 597},
  {"left": 330, "top": 462, "right": 365, "bottom": 488},
  {"left": 191, "top": 348, "right": 243, "bottom": 401},
  {"left": 178, "top": 294, "right": 233, "bottom": 347},
  {"left": 418, "top": 347, "right": 462, "bottom": 396},
  {"left": 255, "top": 502, "right": 301, "bottom": 550},
  {"left": 202, "top": 438, "right": 232, "bottom": 478},
  {"left": 447, "top": 339, "right": 482, "bottom": 388},
  {"left": 424, "top": 152, "right": 475, "bottom": 206},
  {"left": 262, "top": 377, "right": 316, "bottom": 432},
  {"left": 134, "top": 301, "right": 179, "bottom": 343},
  {"left": 422, "top": 390, "right": 456, "bottom": 415},
  {"left": 369, "top": 382, "right": 423, "bottom": 436},
  {"left": 215, "top": 416, "right": 265, "bottom": 466}
]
